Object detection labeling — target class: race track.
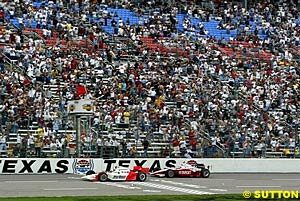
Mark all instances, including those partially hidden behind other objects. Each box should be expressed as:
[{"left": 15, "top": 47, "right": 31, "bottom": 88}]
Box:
[{"left": 0, "top": 174, "right": 299, "bottom": 197}]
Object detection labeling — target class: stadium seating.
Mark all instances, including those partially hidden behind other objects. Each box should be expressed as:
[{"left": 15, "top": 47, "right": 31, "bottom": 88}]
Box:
[{"left": 0, "top": 0, "right": 299, "bottom": 159}]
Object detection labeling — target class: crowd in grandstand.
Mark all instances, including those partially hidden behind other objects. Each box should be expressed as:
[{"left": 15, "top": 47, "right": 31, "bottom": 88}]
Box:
[{"left": 0, "top": 0, "right": 299, "bottom": 158}]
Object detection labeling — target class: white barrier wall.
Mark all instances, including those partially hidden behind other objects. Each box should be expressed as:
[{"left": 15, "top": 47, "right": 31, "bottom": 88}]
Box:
[
  {"left": 0, "top": 158, "right": 300, "bottom": 174},
  {"left": 198, "top": 158, "right": 300, "bottom": 173}
]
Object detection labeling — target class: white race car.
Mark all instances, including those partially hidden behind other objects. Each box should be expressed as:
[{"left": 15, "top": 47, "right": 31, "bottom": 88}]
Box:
[
  {"left": 81, "top": 166, "right": 149, "bottom": 182},
  {"left": 150, "top": 160, "right": 210, "bottom": 178}
]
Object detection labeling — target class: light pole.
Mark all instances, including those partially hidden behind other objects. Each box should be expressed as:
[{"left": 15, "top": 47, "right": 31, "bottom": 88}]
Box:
[
  {"left": 76, "top": 115, "right": 81, "bottom": 157},
  {"left": 295, "top": 116, "right": 299, "bottom": 158},
  {"left": 135, "top": 107, "right": 140, "bottom": 149}
]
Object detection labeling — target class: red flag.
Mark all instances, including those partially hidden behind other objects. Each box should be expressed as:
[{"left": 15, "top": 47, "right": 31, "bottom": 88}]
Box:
[{"left": 76, "top": 85, "right": 87, "bottom": 97}]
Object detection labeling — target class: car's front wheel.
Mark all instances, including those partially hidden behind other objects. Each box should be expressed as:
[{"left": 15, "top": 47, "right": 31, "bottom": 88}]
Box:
[
  {"left": 137, "top": 172, "right": 147, "bottom": 182},
  {"left": 165, "top": 169, "right": 175, "bottom": 178},
  {"left": 201, "top": 169, "right": 210, "bottom": 178},
  {"left": 98, "top": 173, "right": 108, "bottom": 182}
]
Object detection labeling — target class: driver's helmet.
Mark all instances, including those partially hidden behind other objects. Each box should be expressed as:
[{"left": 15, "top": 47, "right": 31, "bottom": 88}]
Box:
[{"left": 186, "top": 160, "right": 198, "bottom": 167}]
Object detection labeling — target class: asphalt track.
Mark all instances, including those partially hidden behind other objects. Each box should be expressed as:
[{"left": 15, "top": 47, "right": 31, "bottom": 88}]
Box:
[{"left": 0, "top": 174, "right": 299, "bottom": 197}]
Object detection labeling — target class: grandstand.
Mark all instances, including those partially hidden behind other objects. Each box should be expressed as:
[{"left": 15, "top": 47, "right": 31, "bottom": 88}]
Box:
[{"left": 0, "top": 0, "right": 299, "bottom": 159}]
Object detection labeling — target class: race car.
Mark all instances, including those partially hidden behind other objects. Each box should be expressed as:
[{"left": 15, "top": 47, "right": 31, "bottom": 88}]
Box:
[
  {"left": 150, "top": 160, "right": 210, "bottom": 178},
  {"left": 81, "top": 166, "right": 149, "bottom": 182}
]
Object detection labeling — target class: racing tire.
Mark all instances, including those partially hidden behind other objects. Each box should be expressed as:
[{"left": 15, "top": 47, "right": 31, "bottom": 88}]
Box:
[
  {"left": 98, "top": 173, "right": 108, "bottom": 182},
  {"left": 86, "top": 170, "right": 96, "bottom": 175},
  {"left": 201, "top": 169, "right": 210, "bottom": 178},
  {"left": 165, "top": 169, "right": 175, "bottom": 178},
  {"left": 137, "top": 172, "right": 147, "bottom": 182}
]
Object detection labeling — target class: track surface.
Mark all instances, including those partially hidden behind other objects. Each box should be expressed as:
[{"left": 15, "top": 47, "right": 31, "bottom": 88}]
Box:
[{"left": 0, "top": 174, "right": 299, "bottom": 197}]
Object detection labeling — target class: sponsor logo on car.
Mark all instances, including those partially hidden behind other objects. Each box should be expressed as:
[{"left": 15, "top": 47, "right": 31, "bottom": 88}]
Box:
[
  {"left": 113, "top": 175, "right": 126, "bottom": 179},
  {"left": 179, "top": 171, "right": 191, "bottom": 174}
]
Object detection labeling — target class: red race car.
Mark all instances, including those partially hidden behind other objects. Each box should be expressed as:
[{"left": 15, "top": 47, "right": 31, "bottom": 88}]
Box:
[
  {"left": 81, "top": 166, "right": 149, "bottom": 182},
  {"left": 150, "top": 160, "right": 210, "bottom": 178}
]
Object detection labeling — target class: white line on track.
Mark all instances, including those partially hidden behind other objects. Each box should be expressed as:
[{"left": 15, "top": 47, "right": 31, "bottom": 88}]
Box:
[
  {"left": 236, "top": 186, "right": 281, "bottom": 188},
  {"left": 44, "top": 188, "right": 98, "bottom": 191},
  {"left": 149, "top": 179, "right": 160, "bottom": 182},
  {"left": 209, "top": 189, "right": 228, "bottom": 192},
  {"left": 5, "top": 181, "right": 58, "bottom": 183},
  {"left": 68, "top": 177, "right": 82, "bottom": 180},
  {"left": 96, "top": 182, "right": 142, "bottom": 190},
  {"left": 210, "top": 179, "right": 236, "bottom": 180},
  {"left": 159, "top": 179, "right": 207, "bottom": 189},
  {"left": 272, "top": 179, "right": 300, "bottom": 181},
  {"left": 143, "top": 190, "right": 162, "bottom": 193},
  {"left": 133, "top": 182, "right": 215, "bottom": 195}
]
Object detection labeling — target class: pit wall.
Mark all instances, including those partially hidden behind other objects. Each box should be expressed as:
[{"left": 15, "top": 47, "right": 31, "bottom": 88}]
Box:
[{"left": 0, "top": 158, "right": 299, "bottom": 174}]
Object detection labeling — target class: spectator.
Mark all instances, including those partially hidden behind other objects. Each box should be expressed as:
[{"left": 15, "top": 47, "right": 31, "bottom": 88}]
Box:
[
  {"left": 183, "top": 147, "right": 193, "bottom": 159},
  {"left": 0, "top": 133, "right": 7, "bottom": 154},
  {"left": 242, "top": 139, "right": 251, "bottom": 158},
  {"left": 171, "top": 135, "right": 180, "bottom": 155},
  {"left": 120, "top": 139, "right": 128, "bottom": 157},
  {"left": 142, "top": 138, "right": 150, "bottom": 158},
  {"left": 34, "top": 136, "right": 42, "bottom": 157},
  {"left": 129, "top": 146, "right": 136, "bottom": 158},
  {"left": 179, "top": 135, "right": 187, "bottom": 156},
  {"left": 256, "top": 140, "right": 265, "bottom": 158},
  {"left": 27, "top": 133, "right": 35, "bottom": 157},
  {"left": 283, "top": 146, "right": 292, "bottom": 158}
]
